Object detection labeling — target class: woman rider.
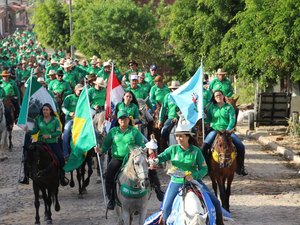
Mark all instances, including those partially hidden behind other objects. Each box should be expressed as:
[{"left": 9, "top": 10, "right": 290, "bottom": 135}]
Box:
[
  {"left": 150, "top": 118, "right": 224, "bottom": 225},
  {"left": 96, "top": 110, "right": 145, "bottom": 210},
  {"left": 114, "top": 91, "right": 140, "bottom": 125},
  {"left": 202, "top": 90, "right": 247, "bottom": 176},
  {"left": 20, "top": 103, "right": 68, "bottom": 186}
]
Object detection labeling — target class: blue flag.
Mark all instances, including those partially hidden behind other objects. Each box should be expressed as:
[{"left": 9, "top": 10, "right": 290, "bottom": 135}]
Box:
[{"left": 170, "top": 65, "right": 203, "bottom": 128}]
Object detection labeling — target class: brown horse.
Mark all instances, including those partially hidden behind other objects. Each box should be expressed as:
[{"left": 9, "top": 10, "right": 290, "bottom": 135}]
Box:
[
  {"left": 53, "top": 91, "right": 65, "bottom": 127},
  {"left": 225, "top": 96, "right": 239, "bottom": 128},
  {"left": 209, "top": 131, "right": 236, "bottom": 212}
]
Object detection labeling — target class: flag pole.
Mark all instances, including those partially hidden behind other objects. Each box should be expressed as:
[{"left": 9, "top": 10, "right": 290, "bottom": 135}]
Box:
[
  {"left": 83, "top": 79, "right": 107, "bottom": 206},
  {"left": 201, "top": 60, "right": 205, "bottom": 144},
  {"left": 97, "top": 153, "right": 107, "bottom": 207}
]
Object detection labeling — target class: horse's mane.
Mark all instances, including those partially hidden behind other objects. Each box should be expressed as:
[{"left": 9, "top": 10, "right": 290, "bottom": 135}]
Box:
[{"left": 122, "top": 147, "right": 144, "bottom": 181}]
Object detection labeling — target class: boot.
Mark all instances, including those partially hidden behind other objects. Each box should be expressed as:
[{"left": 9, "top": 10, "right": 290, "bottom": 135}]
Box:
[
  {"left": 201, "top": 143, "right": 211, "bottom": 168},
  {"left": 60, "top": 169, "right": 69, "bottom": 186},
  {"left": 149, "top": 170, "right": 164, "bottom": 201},
  {"left": 236, "top": 152, "right": 248, "bottom": 176},
  {"left": 19, "top": 162, "right": 29, "bottom": 185},
  {"left": 106, "top": 191, "right": 115, "bottom": 210}
]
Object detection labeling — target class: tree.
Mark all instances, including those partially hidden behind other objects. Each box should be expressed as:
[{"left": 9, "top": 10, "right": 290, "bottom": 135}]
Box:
[
  {"left": 31, "top": 0, "right": 70, "bottom": 50},
  {"left": 71, "top": 0, "right": 163, "bottom": 68}
]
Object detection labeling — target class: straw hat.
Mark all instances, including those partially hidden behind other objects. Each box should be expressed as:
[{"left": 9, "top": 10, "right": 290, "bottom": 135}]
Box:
[
  {"left": 128, "top": 60, "right": 138, "bottom": 66},
  {"left": 216, "top": 68, "right": 227, "bottom": 75},
  {"left": 1, "top": 70, "right": 11, "bottom": 76},
  {"left": 48, "top": 70, "right": 56, "bottom": 76},
  {"left": 37, "top": 77, "right": 45, "bottom": 83},
  {"left": 74, "top": 83, "right": 84, "bottom": 91},
  {"left": 62, "top": 61, "right": 72, "bottom": 68},
  {"left": 93, "top": 77, "right": 106, "bottom": 87},
  {"left": 175, "top": 117, "right": 195, "bottom": 135},
  {"left": 138, "top": 72, "right": 145, "bottom": 78},
  {"left": 168, "top": 81, "right": 180, "bottom": 89},
  {"left": 86, "top": 73, "right": 96, "bottom": 81}
]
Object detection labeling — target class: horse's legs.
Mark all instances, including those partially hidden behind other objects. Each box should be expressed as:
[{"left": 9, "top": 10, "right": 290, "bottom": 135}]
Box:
[
  {"left": 76, "top": 168, "right": 83, "bottom": 196},
  {"left": 54, "top": 188, "right": 61, "bottom": 212},
  {"left": 45, "top": 189, "right": 53, "bottom": 223},
  {"left": 33, "top": 183, "right": 41, "bottom": 224},
  {"left": 225, "top": 175, "right": 234, "bottom": 212},
  {"left": 70, "top": 171, "right": 75, "bottom": 187},
  {"left": 121, "top": 207, "right": 131, "bottom": 225},
  {"left": 84, "top": 157, "right": 93, "bottom": 188},
  {"left": 210, "top": 176, "right": 218, "bottom": 197},
  {"left": 8, "top": 130, "right": 12, "bottom": 150},
  {"left": 139, "top": 207, "right": 148, "bottom": 225},
  {"left": 216, "top": 177, "right": 226, "bottom": 210}
]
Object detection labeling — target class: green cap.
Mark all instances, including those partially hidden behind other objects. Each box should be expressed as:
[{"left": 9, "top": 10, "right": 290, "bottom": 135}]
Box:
[{"left": 117, "top": 110, "right": 129, "bottom": 119}]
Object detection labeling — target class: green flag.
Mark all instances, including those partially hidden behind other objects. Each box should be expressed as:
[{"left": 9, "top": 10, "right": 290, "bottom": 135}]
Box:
[{"left": 64, "top": 86, "right": 97, "bottom": 172}]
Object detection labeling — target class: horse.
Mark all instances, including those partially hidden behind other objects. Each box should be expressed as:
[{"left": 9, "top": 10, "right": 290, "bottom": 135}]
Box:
[
  {"left": 115, "top": 147, "right": 150, "bottom": 225},
  {"left": 166, "top": 180, "right": 209, "bottom": 225},
  {"left": 3, "top": 96, "right": 15, "bottom": 150},
  {"left": 209, "top": 131, "right": 236, "bottom": 212},
  {"left": 26, "top": 142, "right": 61, "bottom": 225},
  {"left": 225, "top": 96, "right": 239, "bottom": 127},
  {"left": 0, "top": 100, "right": 8, "bottom": 154},
  {"left": 137, "top": 97, "right": 153, "bottom": 139}
]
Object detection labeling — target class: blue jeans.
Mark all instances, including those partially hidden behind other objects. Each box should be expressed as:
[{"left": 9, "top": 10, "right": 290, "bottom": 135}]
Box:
[
  {"left": 63, "top": 119, "right": 73, "bottom": 158},
  {"left": 162, "top": 180, "right": 223, "bottom": 223},
  {"left": 48, "top": 142, "right": 65, "bottom": 167},
  {"left": 204, "top": 130, "right": 245, "bottom": 155},
  {"left": 161, "top": 119, "right": 174, "bottom": 140}
]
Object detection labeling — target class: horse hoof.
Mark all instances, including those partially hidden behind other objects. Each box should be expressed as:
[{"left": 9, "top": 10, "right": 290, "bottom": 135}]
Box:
[
  {"left": 82, "top": 188, "right": 87, "bottom": 194},
  {"left": 70, "top": 180, "right": 75, "bottom": 188},
  {"left": 46, "top": 220, "right": 52, "bottom": 224},
  {"left": 35, "top": 222, "right": 40, "bottom": 225},
  {"left": 78, "top": 194, "right": 84, "bottom": 199},
  {"left": 55, "top": 204, "right": 60, "bottom": 212}
]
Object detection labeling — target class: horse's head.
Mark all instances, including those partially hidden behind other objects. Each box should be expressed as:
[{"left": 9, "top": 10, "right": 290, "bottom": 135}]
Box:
[
  {"left": 213, "top": 131, "right": 235, "bottom": 168},
  {"left": 54, "top": 92, "right": 64, "bottom": 107},
  {"left": 125, "top": 147, "right": 150, "bottom": 189},
  {"left": 225, "top": 96, "right": 239, "bottom": 110},
  {"left": 27, "top": 143, "right": 52, "bottom": 180}
]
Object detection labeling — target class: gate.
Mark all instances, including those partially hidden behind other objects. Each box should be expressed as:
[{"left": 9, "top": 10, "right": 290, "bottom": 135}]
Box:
[{"left": 256, "top": 92, "right": 292, "bottom": 126}]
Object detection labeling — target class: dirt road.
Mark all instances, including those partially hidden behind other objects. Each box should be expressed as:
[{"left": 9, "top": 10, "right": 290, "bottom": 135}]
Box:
[{"left": 0, "top": 127, "right": 299, "bottom": 225}]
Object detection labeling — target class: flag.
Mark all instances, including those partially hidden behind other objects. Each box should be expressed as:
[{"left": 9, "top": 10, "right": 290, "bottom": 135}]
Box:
[
  {"left": 105, "top": 65, "right": 124, "bottom": 130},
  {"left": 170, "top": 65, "right": 204, "bottom": 129},
  {"left": 17, "top": 76, "right": 58, "bottom": 130},
  {"left": 64, "top": 86, "right": 97, "bottom": 172}
]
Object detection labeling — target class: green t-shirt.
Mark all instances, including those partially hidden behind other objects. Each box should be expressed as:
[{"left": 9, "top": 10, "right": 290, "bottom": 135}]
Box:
[
  {"left": 62, "top": 93, "right": 79, "bottom": 121},
  {"left": 115, "top": 102, "right": 140, "bottom": 120},
  {"left": 158, "top": 144, "right": 208, "bottom": 184},
  {"left": 48, "top": 79, "right": 72, "bottom": 98},
  {"left": 88, "top": 86, "right": 106, "bottom": 109},
  {"left": 102, "top": 126, "right": 145, "bottom": 160},
  {"left": 28, "top": 116, "right": 61, "bottom": 143},
  {"left": 209, "top": 77, "right": 233, "bottom": 97},
  {"left": 159, "top": 93, "right": 179, "bottom": 122},
  {"left": 0, "top": 79, "right": 20, "bottom": 99},
  {"left": 138, "top": 81, "right": 152, "bottom": 94},
  {"left": 205, "top": 102, "right": 236, "bottom": 131},
  {"left": 149, "top": 84, "right": 170, "bottom": 106}
]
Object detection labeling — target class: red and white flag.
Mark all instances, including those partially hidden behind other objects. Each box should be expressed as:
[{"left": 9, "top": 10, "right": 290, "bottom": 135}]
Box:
[{"left": 105, "top": 66, "right": 124, "bottom": 129}]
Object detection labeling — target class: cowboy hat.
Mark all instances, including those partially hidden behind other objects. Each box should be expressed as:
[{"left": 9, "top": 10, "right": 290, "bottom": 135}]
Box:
[
  {"left": 86, "top": 73, "right": 96, "bottom": 80},
  {"left": 62, "top": 61, "right": 72, "bottom": 68},
  {"left": 50, "top": 59, "right": 57, "bottom": 64},
  {"left": 37, "top": 77, "right": 45, "bottom": 83},
  {"left": 138, "top": 72, "right": 145, "bottom": 78},
  {"left": 90, "top": 55, "right": 98, "bottom": 60},
  {"left": 93, "top": 77, "right": 106, "bottom": 87},
  {"left": 175, "top": 117, "right": 195, "bottom": 135},
  {"left": 48, "top": 70, "right": 56, "bottom": 76},
  {"left": 216, "top": 68, "right": 227, "bottom": 75},
  {"left": 168, "top": 81, "right": 180, "bottom": 89},
  {"left": 74, "top": 83, "right": 84, "bottom": 91},
  {"left": 1, "top": 70, "right": 11, "bottom": 76},
  {"left": 128, "top": 60, "right": 138, "bottom": 66}
]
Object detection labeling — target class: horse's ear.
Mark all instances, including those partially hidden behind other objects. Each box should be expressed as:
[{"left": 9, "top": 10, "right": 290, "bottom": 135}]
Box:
[{"left": 234, "top": 96, "right": 240, "bottom": 102}]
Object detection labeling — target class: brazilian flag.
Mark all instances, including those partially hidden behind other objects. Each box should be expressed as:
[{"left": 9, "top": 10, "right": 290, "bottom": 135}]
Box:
[{"left": 64, "top": 86, "right": 97, "bottom": 172}]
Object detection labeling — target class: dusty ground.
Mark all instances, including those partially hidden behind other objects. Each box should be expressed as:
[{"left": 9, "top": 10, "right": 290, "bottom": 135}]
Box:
[{"left": 0, "top": 127, "right": 299, "bottom": 225}]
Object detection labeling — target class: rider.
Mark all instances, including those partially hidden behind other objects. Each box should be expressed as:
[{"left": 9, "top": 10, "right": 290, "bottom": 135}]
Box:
[
  {"left": 157, "top": 81, "right": 181, "bottom": 151},
  {"left": 21, "top": 103, "right": 68, "bottom": 186},
  {"left": 61, "top": 84, "right": 83, "bottom": 160},
  {"left": 150, "top": 118, "right": 224, "bottom": 225},
  {"left": 209, "top": 68, "right": 233, "bottom": 98},
  {"left": 48, "top": 69, "right": 72, "bottom": 99},
  {"left": 145, "top": 64, "right": 159, "bottom": 86},
  {"left": 0, "top": 70, "right": 20, "bottom": 121},
  {"left": 88, "top": 77, "right": 107, "bottom": 112},
  {"left": 137, "top": 72, "right": 152, "bottom": 94},
  {"left": 114, "top": 91, "right": 140, "bottom": 125},
  {"left": 202, "top": 90, "right": 248, "bottom": 176},
  {"left": 96, "top": 110, "right": 145, "bottom": 210}
]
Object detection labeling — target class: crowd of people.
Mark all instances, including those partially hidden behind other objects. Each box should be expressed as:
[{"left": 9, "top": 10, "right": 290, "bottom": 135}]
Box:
[{"left": 0, "top": 29, "right": 247, "bottom": 224}]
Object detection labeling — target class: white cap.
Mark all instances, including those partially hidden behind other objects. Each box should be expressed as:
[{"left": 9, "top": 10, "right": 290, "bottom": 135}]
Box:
[
  {"left": 130, "top": 74, "right": 138, "bottom": 80},
  {"left": 103, "top": 61, "right": 111, "bottom": 67},
  {"left": 146, "top": 139, "right": 158, "bottom": 149}
]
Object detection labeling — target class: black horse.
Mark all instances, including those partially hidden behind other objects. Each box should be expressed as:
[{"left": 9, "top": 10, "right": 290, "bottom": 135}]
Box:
[
  {"left": 69, "top": 148, "right": 94, "bottom": 197},
  {"left": 27, "top": 142, "right": 61, "bottom": 225}
]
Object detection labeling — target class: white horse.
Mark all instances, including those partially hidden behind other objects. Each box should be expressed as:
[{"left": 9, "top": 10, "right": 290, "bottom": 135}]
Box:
[
  {"left": 137, "top": 97, "right": 153, "bottom": 138},
  {"left": 116, "top": 147, "right": 151, "bottom": 225},
  {"left": 0, "top": 100, "right": 8, "bottom": 155}
]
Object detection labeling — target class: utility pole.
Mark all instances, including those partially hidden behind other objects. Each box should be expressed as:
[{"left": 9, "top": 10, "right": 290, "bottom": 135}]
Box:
[
  {"left": 5, "top": 0, "right": 9, "bottom": 34},
  {"left": 69, "top": 0, "right": 74, "bottom": 59}
]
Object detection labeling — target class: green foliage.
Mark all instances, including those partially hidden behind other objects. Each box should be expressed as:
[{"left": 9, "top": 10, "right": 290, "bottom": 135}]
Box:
[
  {"left": 31, "top": 0, "right": 70, "bottom": 50},
  {"left": 71, "top": 0, "right": 163, "bottom": 68},
  {"left": 287, "top": 117, "right": 300, "bottom": 136}
]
